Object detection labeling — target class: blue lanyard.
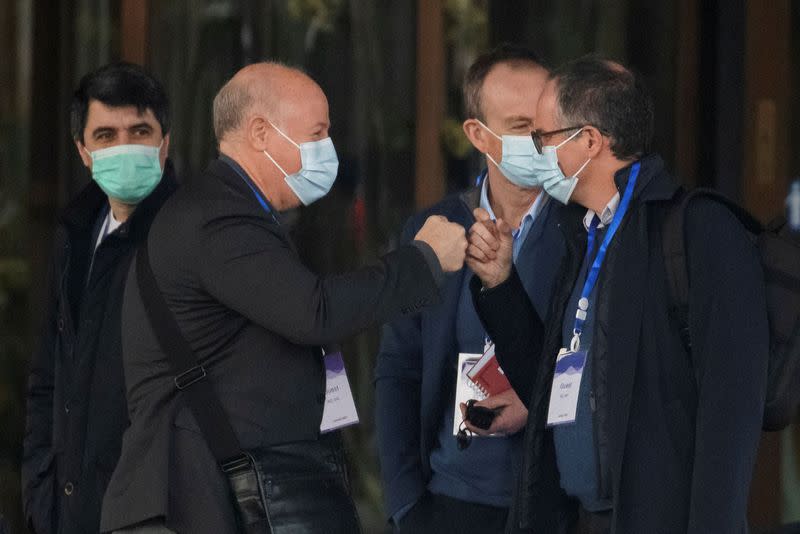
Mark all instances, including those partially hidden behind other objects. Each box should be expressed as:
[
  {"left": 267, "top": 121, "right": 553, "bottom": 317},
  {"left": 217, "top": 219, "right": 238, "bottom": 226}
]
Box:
[
  {"left": 475, "top": 169, "right": 487, "bottom": 186},
  {"left": 220, "top": 156, "right": 279, "bottom": 224},
  {"left": 570, "top": 162, "right": 641, "bottom": 351}
]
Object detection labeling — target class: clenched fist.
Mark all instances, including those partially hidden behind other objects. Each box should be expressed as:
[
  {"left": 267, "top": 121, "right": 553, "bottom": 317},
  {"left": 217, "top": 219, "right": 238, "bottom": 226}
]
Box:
[
  {"left": 466, "top": 208, "right": 514, "bottom": 288},
  {"left": 414, "top": 215, "right": 468, "bottom": 272}
]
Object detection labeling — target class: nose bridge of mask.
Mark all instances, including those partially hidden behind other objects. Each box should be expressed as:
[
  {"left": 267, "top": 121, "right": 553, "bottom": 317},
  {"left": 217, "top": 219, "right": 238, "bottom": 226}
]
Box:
[
  {"left": 299, "top": 137, "right": 335, "bottom": 168},
  {"left": 86, "top": 141, "right": 163, "bottom": 161}
]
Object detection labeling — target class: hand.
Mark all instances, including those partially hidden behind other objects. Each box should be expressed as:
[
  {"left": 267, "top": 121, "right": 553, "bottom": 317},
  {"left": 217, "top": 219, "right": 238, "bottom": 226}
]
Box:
[
  {"left": 459, "top": 388, "right": 528, "bottom": 437},
  {"left": 414, "top": 215, "right": 468, "bottom": 272},
  {"left": 466, "top": 208, "right": 513, "bottom": 288}
]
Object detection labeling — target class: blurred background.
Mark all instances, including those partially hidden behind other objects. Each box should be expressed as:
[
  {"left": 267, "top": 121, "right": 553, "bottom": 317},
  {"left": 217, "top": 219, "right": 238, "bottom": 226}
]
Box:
[{"left": 1, "top": 0, "right": 799, "bottom": 532}]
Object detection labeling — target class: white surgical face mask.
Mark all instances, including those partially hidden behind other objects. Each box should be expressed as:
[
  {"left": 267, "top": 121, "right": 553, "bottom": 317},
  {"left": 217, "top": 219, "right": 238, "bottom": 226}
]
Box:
[
  {"left": 263, "top": 121, "right": 339, "bottom": 206},
  {"left": 534, "top": 128, "right": 591, "bottom": 204},
  {"left": 476, "top": 120, "right": 540, "bottom": 188}
]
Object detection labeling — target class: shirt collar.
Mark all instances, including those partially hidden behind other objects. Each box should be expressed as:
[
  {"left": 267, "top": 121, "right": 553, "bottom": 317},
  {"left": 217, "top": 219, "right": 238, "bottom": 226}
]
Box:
[
  {"left": 479, "top": 177, "right": 548, "bottom": 236},
  {"left": 583, "top": 192, "right": 620, "bottom": 231}
]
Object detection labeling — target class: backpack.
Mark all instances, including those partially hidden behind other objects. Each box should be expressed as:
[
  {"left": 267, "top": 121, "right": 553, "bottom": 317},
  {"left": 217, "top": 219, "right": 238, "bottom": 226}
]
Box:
[{"left": 662, "top": 188, "right": 800, "bottom": 431}]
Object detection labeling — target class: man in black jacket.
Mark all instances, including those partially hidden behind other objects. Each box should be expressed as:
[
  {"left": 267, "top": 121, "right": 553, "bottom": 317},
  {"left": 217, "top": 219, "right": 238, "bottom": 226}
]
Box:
[
  {"left": 466, "top": 56, "right": 769, "bottom": 533},
  {"left": 22, "top": 63, "right": 178, "bottom": 534},
  {"left": 100, "top": 62, "right": 467, "bottom": 534}
]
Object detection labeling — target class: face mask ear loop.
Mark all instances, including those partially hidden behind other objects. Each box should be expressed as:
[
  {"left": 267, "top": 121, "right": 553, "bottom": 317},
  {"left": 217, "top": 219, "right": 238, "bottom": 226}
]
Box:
[
  {"left": 83, "top": 145, "right": 94, "bottom": 160},
  {"left": 263, "top": 150, "right": 290, "bottom": 177},
  {"left": 474, "top": 119, "right": 503, "bottom": 141},
  {"left": 555, "top": 127, "right": 585, "bottom": 150},
  {"left": 485, "top": 153, "right": 502, "bottom": 170},
  {"left": 267, "top": 120, "right": 301, "bottom": 149},
  {"left": 156, "top": 139, "right": 166, "bottom": 175},
  {"left": 475, "top": 119, "right": 503, "bottom": 169},
  {"left": 573, "top": 158, "right": 591, "bottom": 178}
]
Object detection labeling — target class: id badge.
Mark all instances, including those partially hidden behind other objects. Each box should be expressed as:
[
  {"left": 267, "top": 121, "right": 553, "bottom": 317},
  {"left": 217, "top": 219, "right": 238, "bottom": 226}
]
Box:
[
  {"left": 546, "top": 348, "right": 588, "bottom": 427},
  {"left": 319, "top": 352, "right": 360, "bottom": 433}
]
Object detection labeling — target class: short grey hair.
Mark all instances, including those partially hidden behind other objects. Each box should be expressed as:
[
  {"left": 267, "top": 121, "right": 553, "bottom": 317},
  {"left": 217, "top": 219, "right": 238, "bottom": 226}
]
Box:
[
  {"left": 552, "top": 55, "right": 654, "bottom": 160},
  {"left": 213, "top": 79, "right": 253, "bottom": 142}
]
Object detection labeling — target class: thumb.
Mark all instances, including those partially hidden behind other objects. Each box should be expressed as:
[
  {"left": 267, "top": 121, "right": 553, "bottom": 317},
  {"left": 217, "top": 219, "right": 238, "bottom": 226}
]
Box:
[
  {"left": 475, "top": 396, "right": 510, "bottom": 410},
  {"left": 473, "top": 207, "right": 491, "bottom": 222},
  {"left": 496, "top": 218, "right": 514, "bottom": 246}
]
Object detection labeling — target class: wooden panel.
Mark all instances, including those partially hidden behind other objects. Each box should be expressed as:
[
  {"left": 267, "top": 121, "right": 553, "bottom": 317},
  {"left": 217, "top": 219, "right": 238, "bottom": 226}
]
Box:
[
  {"left": 742, "top": 0, "right": 791, "bottom": 222},
  {"left": 414, "top": 0, "right": 445, "bottom": 209},
  {"left": 120, "top": 0, "right": 149, "bottom": 65}
]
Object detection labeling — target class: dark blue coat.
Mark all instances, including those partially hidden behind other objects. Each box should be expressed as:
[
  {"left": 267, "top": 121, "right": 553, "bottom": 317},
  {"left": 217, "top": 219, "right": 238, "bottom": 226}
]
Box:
[
  {"left": 473, "top": 155, "right": 769, "bottom": 533},
  {"left": 375, "top": 184, "right": 565, "bottom": 519}
]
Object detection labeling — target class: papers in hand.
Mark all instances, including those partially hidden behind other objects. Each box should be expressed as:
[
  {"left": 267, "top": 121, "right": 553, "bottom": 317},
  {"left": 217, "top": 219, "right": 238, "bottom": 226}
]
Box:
[{"left": 466, "top": 343, "right": 512, "bottom": 397}]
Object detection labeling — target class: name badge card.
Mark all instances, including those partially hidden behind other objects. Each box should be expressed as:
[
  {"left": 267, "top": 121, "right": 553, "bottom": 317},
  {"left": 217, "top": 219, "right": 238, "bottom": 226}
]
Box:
[
  {"left": 320, "top": 352, "right": 360, "bottom": 433},
  {"left": 546, "top": 348, "right": 588, "bottom": 426},
  {"left": 452, "top": 353, "right": 485, "bottom": 436}
]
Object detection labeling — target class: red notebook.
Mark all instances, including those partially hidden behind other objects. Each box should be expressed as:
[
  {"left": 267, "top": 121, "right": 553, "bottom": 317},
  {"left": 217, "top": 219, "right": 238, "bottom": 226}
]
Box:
[{"left": 467, "top": 344, "right": 511, "bottom": 397}]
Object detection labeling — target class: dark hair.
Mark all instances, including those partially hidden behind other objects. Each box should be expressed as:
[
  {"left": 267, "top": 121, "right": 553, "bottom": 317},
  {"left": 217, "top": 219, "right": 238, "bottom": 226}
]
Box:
[
  {"left": 463, "top": 43, "right": 548, "bottom": 121},
  {"left": 70, "top": 62, "right": 170, "bottom": 142},
  {"left": 551, "top": 55, "right": 654, "bottom": 160}
]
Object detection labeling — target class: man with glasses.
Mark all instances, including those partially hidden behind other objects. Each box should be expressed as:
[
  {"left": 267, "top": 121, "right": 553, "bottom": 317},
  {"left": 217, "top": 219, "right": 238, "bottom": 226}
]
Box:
[
  {"left": 375, "top": 44, "right": 565, "bottom": 533},
  {"left": 466, "top": 56, "right": 768, "bottom": 533}
]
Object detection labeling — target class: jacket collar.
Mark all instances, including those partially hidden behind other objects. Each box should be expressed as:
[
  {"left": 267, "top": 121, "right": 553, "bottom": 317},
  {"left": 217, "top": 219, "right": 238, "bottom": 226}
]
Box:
[
  {"left": 613, "top": 153, "right": 679, "bottom": 203},
  {"left": 208, "top": 156, "right": 260, "bottom": 197},
  {"left": 59, "top": 158, "right": 179, "bottom": 241},
  {"left": 458, "top": 183, "right": 482, "bottom": 214},
  {"left": 557, "top": 153, "right": 679, "bottom": 244}
]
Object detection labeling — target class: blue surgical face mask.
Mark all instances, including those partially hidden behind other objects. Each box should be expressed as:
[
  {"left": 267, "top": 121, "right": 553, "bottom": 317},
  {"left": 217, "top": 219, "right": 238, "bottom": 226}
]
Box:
[
  {"left": 85, "top": 142, "right": 164, "bottom": 204},
  {"left": 476, "top": 120, "right": 540, "bottom": 189},
  {"left": 535, "top": 128, "right": 591, "bottom": 204},
  {"left": 263, "top": 121, "right": 339, "bottom": 206}
]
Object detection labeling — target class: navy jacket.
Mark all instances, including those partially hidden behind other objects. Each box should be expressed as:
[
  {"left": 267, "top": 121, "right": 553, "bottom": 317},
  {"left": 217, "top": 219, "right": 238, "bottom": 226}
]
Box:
[
  {"left": 375, "top": 184, "right": 565, "bottom": 519},
  {"left": 22, "top": 162, "right": 178, "bottom": 534},
  {"left": 473, "top": 155, "right": 769, "bottom": 533}
]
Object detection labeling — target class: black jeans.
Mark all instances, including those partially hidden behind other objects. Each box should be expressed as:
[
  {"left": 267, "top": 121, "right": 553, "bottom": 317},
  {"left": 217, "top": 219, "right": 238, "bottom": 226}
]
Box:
[
  {"left": 396, "top": 492, "right": 508, "bottom": 534},
  {"left": 112, "top": 519, "right": 176, "bottom": 533}
]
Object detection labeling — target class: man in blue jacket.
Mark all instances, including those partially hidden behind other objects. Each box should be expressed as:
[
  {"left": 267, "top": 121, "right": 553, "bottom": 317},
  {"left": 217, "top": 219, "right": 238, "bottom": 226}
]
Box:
[{"left": 375, "top": 44, "right": 565, "bottom": 533}]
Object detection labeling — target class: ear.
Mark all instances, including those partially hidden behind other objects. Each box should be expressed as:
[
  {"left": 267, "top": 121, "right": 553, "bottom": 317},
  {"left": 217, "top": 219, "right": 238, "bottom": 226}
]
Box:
[
  {"left": 462, "top": 118, "right": 492, "bottom": 154},
  {"left": 246, "top": 115, "right": 271, "bottom": 151},
  {"left": 159, "top": 134, "right": 171, "bottom": 167},
  {"left": 75, "top": 140, "right": 92, "bottom": 169},
  {"left": 582, "top": 126, "right": 605, "bottom": 158}
]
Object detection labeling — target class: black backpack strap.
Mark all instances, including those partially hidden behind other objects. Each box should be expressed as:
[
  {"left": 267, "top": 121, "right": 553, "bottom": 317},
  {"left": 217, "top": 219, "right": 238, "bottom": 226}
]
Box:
[
  {"left": 662, "top": 188, "right": 692, "bottom": 350},
  {"left": 662, "top": 188, "right": 764, "bottom": 352},
  {"left": 135, "top": 243, "right": 249, "bottom": 471}
]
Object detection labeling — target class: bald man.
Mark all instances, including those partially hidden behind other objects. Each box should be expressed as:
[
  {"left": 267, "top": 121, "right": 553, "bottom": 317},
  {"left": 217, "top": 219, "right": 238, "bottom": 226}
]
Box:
[{"left": 100, "top": 62, "right": 467, "bottom": 534}]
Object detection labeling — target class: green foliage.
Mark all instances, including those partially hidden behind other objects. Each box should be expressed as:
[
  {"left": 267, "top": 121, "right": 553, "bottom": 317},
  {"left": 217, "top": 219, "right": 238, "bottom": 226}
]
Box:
[
  {"left": 288, "top": 0, "right": 343, "bottom": 32},
  {"left": 441, "top": 117, "right": 472, "bottom": 159},
  {"left": 444, "top": 0, "right": 489, "bottom": 52}
]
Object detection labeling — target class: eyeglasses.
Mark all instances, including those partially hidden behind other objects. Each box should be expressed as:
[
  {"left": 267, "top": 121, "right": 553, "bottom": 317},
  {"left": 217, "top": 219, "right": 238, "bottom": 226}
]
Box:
[{"left": 531, "top": 125, "right": 584, "bottom": 154}]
